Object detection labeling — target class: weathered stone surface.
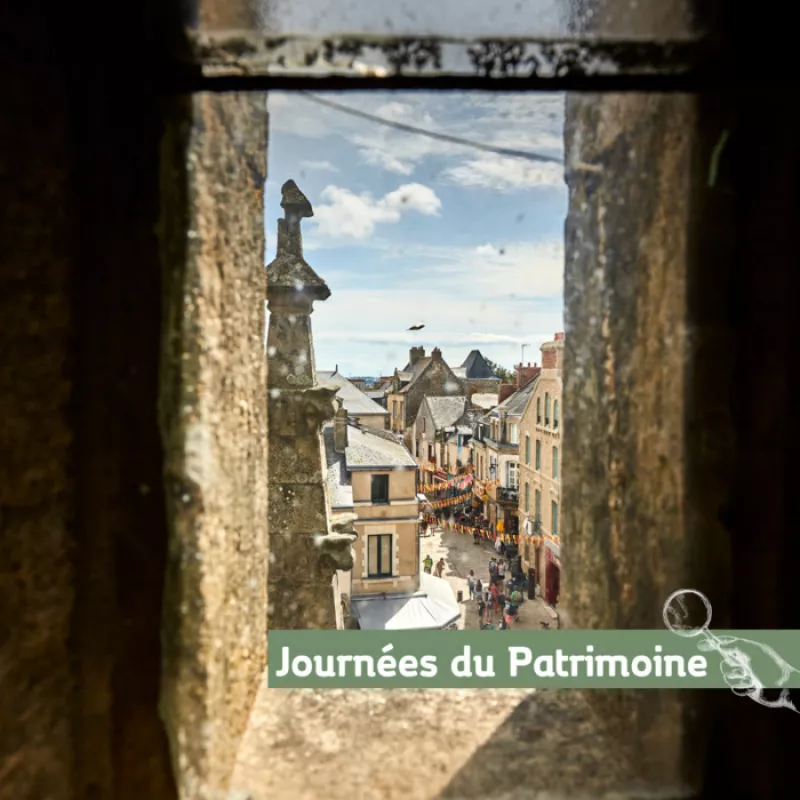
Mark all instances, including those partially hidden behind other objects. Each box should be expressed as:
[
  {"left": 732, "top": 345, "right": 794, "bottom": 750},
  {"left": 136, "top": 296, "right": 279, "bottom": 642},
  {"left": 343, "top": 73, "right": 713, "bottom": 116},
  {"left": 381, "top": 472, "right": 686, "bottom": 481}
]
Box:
[
  {"left": 267, "top": 532, "right": 327, "bottom": 582},
  {"left": 267, "top": 484, "right": 328, "bottom": 534},
  {"left": 267, "top": 578, "right": 338, "bottom": 630},
  {"left": 159, "top": 91, "right": 269, "bottom": 800},
  {"left": 231, "top": 686, "right": 648, "bottom": 800},
  {"left": 562, "top": 89, "right": 719, "bottom": 794}
]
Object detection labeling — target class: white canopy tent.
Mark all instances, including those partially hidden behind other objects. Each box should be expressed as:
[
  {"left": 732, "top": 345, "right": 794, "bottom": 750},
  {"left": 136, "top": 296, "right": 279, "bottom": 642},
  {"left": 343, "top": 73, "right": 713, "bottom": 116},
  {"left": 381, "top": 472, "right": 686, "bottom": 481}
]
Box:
[{"left": 350, "top": 573, "right": 460, "bottom": 630}]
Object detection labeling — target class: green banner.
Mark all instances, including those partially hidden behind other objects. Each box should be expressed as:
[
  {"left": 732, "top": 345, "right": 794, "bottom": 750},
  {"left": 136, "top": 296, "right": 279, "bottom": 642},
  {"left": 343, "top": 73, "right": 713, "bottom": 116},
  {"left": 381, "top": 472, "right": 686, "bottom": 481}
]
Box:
[{"left": 267, "top": 631, "right": 800, "bottom": 689}]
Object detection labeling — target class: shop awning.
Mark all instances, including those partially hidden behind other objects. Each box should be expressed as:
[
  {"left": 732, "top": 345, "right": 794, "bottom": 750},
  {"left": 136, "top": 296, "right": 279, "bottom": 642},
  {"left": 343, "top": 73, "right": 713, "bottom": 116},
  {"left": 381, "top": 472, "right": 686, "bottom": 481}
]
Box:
[{"left": 350, "top": 573, "right": 460, "bottom": 631}]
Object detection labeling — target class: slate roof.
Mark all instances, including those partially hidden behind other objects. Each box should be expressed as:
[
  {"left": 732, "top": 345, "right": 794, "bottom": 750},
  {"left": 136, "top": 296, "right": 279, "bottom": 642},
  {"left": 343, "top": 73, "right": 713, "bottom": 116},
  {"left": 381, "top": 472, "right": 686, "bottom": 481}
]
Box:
[
  {"left": 321, "top": 425, "right": 354, "bottom": 510},
  {"left": 317, "top": 370, "right": 389, "bottom": 417},
  {"left": 484, "top": 374, "right": 539, "bottom": 420},
  {"left": 424, "top": 396, "right": 469, "bottom": 430},
  {"left": 343, "top": 424, "right": 417, "bottom": 470},
  {"left": 461, "top": 350, "right": 499, "bottom": 380}
]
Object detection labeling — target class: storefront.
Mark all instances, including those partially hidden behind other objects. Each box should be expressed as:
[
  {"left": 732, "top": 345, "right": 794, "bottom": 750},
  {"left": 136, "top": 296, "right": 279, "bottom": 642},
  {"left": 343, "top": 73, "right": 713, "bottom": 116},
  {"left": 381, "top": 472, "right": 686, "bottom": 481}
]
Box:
[{"left": 543, "top": 537, "right": 561, "bottom": 606}]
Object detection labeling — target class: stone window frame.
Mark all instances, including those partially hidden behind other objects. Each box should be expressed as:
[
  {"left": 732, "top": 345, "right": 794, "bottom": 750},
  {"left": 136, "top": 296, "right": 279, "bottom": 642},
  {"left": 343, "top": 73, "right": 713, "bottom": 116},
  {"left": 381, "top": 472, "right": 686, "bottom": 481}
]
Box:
[
  {"left": 553, "top": 399, "right": 560, "bottom": 429},
  {"left": 366, "top": 533, "right": 394, "bottom": 578},
  {"left": 535, "top": 439, "right": 541, "bottom": 471},
  {"left": 525, "top": 434, "right": 530, "bottom": 465}
]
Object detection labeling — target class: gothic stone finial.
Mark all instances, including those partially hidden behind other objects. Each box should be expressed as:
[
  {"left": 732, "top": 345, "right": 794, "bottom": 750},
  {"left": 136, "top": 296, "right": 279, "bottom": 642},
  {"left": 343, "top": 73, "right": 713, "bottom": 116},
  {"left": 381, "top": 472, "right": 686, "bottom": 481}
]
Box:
[{"left": 281, "top": 179, "right": 314, "bottom": 221}]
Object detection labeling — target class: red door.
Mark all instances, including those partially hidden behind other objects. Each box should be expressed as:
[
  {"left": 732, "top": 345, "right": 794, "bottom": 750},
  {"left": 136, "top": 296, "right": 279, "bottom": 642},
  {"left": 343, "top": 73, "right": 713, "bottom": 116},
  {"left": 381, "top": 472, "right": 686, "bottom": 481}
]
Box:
[{"left": 546, "top": 562, "right": 561, "bottom": 606}]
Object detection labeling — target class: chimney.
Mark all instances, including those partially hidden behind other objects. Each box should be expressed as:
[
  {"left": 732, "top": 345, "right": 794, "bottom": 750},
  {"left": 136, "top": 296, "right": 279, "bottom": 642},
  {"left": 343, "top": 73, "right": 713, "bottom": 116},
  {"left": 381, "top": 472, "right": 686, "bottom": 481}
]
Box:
[
  {"left": 409, "top": 346, "right": 425, "bottom": 366},
  {"left": 334, "top": 398, "right": 348, "bottom": 454},
  {"left": 515, "top": 362, "right": 541, "bottom": 387},
  {"left": 431, "top": 347, "right": 442, "bottom": 361},
  {"left": 541, "top": 333, "right": 565, "bottom": 371},
  {"left": 498, "top": 383, "right": 516, "bottom": 404}
]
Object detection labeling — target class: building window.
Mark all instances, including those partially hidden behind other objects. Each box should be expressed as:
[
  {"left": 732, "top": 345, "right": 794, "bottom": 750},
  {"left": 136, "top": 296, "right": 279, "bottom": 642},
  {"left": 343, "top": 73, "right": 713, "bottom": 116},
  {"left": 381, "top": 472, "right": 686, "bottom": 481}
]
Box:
[
  {"left": 553, "top": 446, "right": 559, "bottom": 480},
  {"left": 422, "top": 416, "right": 426, "bottom": 433},
  {"left": 525, "top": 434, "right": 530, "bottom": 465},
  {"left": 554, "top": 399, "right": 560, "bottom": 430},
  {"left": 367, "top": 534, "right": 393, "bottom": 578},
  {"left": 552, "top": 501, "right": 558, "bottom": 538},
  {"left": 524, "top": 482, "right": 530, "bottom": 513},
  {"left": 545, "top": 393, "right": 551, "bottom": 426},
  {"left": 536, "top": 397, "right": 541, "bottom": 424},
  {"left": 371, "top": 474, "right": 390, "bottom": 504},
  {"left": 393, "top": 400, "right": 397, "bottom": 419},
  {"left": 535, "top": 439, "right": 541, "bottom": 470},
  {"left": 507, "top": 462, "right": 519, "bottom": 489},
  {"left": 535, "top": 489, "right": 541, "bottom": 522},
  {"left": 508, "top": 422, "right": 519, "bottom": 445}
]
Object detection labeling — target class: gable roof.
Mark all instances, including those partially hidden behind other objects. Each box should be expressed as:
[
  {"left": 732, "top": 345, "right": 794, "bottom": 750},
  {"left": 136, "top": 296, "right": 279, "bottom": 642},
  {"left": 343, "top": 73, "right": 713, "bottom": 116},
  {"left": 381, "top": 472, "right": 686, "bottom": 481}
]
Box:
[
  {"left": 461, "top": 350, "right": 498, "bottom": 380},
  {"left": 399, "top": 355, "right": 461, "bottom": 395},
  {"left": 422, "top": 396, "right": 469, "bottom": 430},
  {"left": 317, "top": 370, "right": 389, "bottom": 417},
  {"left": 484, "top": 374, "right": 539, "bottom": 420},
  {"left": 343, "top": 424, "right": 416, "bottom": 470}
]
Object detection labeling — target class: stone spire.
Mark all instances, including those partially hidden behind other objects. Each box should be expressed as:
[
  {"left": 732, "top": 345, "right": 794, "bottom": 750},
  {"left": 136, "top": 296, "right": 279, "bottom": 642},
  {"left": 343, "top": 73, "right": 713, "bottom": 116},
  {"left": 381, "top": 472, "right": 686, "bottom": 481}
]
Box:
[{"left": 265, "top": 181, "right": 355, "bottom": 631}]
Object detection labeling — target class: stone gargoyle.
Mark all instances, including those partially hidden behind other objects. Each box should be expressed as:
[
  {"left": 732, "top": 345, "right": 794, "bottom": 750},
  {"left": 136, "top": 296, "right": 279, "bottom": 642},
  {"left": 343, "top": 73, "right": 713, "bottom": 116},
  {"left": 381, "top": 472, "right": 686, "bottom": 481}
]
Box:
[{"left": 314, "top": 512, "right": 358, "bottom": 572}]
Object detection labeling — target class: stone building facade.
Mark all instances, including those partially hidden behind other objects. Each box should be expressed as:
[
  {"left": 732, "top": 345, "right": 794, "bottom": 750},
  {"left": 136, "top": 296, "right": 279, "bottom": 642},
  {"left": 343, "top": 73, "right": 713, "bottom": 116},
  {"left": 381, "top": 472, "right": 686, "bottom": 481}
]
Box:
[
  {"left": 386, "top": 347, "right": 463, "bottom": 438},
  {"left": 518, "top": 333, "right": 564, "bottom": 603}
]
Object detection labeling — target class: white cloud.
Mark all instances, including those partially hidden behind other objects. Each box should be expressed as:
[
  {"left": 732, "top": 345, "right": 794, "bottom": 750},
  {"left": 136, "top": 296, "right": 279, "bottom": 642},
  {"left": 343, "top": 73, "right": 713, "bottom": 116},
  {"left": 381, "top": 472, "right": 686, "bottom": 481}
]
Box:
[
  {"left": 443, "top": 155, "right": 564, "bottom": 192},
  {"left": 267, "top": 91, "right": 565, "bottom": 191},
  {"left": 312, "top": 183, "right": 442, "bottom": 239},
  {"left": 298, "top": 159, "right": 339, "bottom": 173}
]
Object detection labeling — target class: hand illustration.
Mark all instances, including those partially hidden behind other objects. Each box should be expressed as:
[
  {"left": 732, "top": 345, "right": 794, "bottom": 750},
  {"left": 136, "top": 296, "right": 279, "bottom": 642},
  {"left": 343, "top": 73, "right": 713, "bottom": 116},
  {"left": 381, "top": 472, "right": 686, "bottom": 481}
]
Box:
[{"left": 697, "top": 635, "right": 799, "bottom": 713}]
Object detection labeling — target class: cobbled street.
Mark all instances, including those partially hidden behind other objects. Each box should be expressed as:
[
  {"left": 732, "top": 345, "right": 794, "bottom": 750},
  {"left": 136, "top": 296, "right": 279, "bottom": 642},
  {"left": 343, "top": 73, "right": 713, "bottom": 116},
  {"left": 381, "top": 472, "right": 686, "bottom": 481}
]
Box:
[{"left": 420, "top": 524, "right": 558, "bottom": 631}]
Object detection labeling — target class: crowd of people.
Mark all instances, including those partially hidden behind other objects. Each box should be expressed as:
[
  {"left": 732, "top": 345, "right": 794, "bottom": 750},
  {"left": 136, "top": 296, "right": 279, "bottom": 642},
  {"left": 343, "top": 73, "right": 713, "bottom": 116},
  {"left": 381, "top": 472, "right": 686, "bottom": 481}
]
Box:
[{"left": 466, "top": 554, "right": 527, "bottom": 631}]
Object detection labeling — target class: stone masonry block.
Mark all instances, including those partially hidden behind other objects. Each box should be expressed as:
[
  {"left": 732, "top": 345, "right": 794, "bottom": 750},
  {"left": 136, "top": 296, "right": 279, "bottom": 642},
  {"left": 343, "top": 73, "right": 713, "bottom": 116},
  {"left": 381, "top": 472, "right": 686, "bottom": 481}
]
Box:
[{"left": 268, "top": 483, "right": 328, "bottom": 534}]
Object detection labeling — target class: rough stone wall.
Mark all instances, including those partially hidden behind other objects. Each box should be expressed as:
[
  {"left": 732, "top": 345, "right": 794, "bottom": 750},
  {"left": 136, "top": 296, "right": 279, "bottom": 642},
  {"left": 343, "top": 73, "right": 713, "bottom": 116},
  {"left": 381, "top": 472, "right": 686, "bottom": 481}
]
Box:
[
  {"left": 463, "top": 377, "right": 500, "bottom": 398},
  {"left": 159, "top": 92, "right": 269, "bottom": 800},
  {"left": 561, "top": 91, "right": 721, "bottom": 793},
  {"left": 403, "top": 361, "right": 463, "bottom": 427}
]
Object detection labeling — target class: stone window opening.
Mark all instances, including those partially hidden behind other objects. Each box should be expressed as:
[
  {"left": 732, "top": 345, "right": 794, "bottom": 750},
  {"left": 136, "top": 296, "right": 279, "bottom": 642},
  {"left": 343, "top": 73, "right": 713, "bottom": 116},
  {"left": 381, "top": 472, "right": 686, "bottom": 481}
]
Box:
[
  {"left": 7, "top": 4, "right": 796, "bottom": 800},
  {"left": 554, "top": 399, "right": 560, "bottom": 430},
  {"left": 544, "top": 392, "right": 551, "bottom": 426},
  {"left": 371, "top": 474, "right": 390, "bottom": 504}
]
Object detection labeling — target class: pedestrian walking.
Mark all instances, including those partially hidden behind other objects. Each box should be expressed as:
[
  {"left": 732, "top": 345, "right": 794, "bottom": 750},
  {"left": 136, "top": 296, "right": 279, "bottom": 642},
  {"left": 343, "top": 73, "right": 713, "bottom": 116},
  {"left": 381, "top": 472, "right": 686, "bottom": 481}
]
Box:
[
  {"left": 435, "top": 558, "right": 445, "bottom": 578},
  {"left": 423, "top": 554, "right": 433, "bottom": 574},
  {"left": 475, "top": 577, "right": 483, "bottom": 599},
  {"left": 467, "top": 570, "right": 475, "bottom": 600},
  {"left": 477, "top": 597, "right": 486, "bottom": 625}
]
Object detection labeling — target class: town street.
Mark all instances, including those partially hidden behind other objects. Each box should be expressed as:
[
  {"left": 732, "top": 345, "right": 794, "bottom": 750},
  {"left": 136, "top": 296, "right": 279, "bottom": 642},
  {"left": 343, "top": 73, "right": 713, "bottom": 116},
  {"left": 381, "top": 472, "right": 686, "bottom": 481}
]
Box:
[{"left": 420, "top": 525, "right": 558, "bottom": 631}]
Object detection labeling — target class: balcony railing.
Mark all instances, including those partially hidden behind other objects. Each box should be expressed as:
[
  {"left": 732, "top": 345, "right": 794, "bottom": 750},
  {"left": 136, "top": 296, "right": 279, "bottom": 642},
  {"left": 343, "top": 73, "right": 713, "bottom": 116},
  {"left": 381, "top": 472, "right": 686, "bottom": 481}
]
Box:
[{"left": 497, "top": 486, "right": 519, "bottom": 504}]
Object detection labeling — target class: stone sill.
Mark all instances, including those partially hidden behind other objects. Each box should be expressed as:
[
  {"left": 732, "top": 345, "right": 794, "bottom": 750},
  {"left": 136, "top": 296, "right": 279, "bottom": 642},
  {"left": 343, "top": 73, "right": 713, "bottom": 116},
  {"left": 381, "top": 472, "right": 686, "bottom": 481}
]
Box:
[{"left": 231, "top": 683, "right": 695, "bottom": 800}]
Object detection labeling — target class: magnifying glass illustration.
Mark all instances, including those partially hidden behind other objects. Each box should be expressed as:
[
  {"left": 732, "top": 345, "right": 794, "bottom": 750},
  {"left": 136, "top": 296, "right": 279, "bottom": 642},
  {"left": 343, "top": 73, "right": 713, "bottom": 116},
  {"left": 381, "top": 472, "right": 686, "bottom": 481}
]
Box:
[{"left": 662, "top": 589, "right": 761, "bottom": 694}]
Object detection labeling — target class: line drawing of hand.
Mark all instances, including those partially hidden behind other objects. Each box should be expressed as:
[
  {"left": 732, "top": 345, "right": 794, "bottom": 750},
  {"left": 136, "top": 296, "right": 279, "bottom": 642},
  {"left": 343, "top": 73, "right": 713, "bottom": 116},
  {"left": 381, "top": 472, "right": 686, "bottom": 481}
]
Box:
[{"left": 697, "top": 635, "right": 800, "bottom": 714}]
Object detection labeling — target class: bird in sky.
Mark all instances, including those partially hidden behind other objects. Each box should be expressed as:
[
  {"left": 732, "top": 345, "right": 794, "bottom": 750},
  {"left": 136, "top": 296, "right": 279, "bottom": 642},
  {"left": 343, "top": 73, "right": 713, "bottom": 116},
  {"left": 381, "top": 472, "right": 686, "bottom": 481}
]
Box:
[{"left": 408, "top": 322, "right": 425, "bottom": 331}]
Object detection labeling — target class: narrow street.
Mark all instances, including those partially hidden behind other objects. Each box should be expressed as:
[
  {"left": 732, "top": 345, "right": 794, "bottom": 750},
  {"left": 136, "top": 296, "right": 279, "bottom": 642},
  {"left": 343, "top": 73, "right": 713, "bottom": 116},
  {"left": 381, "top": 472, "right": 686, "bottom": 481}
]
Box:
[{"left": 420, "top": 525, "right": 558, "bottom": 631}]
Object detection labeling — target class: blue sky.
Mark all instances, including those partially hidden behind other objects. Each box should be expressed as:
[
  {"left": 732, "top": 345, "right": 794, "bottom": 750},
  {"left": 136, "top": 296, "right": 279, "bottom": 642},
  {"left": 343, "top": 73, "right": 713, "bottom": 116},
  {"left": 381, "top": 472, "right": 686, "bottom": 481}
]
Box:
[{"left": 266, "top": 91, "right": 566, "bottom": 377}]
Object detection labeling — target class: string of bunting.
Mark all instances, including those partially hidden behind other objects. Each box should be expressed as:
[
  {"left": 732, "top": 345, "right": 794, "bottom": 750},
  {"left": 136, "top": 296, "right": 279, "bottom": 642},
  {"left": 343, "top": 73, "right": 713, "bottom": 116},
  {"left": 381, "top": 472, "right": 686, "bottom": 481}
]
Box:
[
  {"left": 422, "top": 514, "right": 521, "bottom": 545},
  {"left": 418, "top": 474, "right": 474, "bottom": 494},
  {"left": 421, "top": 490, "right": 474, "bottom": 510}
]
